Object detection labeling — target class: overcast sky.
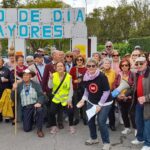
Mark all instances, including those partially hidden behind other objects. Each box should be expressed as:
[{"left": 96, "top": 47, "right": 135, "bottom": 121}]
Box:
[{"left": 62, "top": 0, "right": 133, "bottom": 13}]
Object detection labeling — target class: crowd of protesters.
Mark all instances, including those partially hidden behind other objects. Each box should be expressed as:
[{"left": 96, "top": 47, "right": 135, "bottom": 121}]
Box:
[{"left": 0, "top": 42, "right": 150, "bottom": 150}]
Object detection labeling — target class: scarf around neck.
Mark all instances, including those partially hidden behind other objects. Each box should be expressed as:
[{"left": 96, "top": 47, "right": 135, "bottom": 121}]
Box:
[{"left": 83, "top": 69, "right": 100, "bottom": 81}]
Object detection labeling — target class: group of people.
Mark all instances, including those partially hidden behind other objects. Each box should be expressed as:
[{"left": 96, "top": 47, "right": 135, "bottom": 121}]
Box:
[{"left": 0, "top": 42, "right": 150, "bottom": 150}]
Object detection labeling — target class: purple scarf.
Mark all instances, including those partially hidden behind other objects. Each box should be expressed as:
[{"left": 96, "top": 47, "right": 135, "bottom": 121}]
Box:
[{"left": 83, "top": 69, "right": 100, "bottom": 81}]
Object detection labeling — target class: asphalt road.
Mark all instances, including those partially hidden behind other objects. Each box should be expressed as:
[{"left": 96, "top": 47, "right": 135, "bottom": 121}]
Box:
[{"left": 0, "top": 121, "right": 142, "bottom": 150}]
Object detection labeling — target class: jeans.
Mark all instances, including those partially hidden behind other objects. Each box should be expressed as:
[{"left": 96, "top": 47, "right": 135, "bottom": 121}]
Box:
[
  {"left": 87, "top": 103, "right": 111, "bottom": 144},
  {"left": 22, "top": 105, "right": 44, "bottom": 132},
  {"left": 144, "top": 120, "right": 150, "bottom": 146},
  {"left": 135, "top": 103, "right": 144, "bottom": 141}
]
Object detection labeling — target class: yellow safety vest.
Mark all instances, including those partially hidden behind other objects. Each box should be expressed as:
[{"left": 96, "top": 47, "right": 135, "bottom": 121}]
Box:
[{"left": 52, "top": 72, "right": 71, "bottom": 106}]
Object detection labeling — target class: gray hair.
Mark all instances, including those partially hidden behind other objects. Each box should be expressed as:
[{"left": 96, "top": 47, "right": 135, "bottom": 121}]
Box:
[
  {"left": 86, "top": 58, "right": 98, "bottom": 66},
  {"left": 105, "top": 41, "right": 113, "bottom": 48},
  {"left": 92, "top": 52, "right": 101, "bottom": 58},
  {"left": 102, "top": 57, "right": 112, "bottom": 64}
]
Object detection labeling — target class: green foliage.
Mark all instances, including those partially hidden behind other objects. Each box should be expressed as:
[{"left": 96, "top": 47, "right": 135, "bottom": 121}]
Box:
[
  {"left": 129, "top": 37, "right": 150, "bottom": 52},
  {"left": 87, "top": 0, "right": 150, "bottom": 44},
  {"left": 97, "top": 43, "right": 132, "bottom": 57}
]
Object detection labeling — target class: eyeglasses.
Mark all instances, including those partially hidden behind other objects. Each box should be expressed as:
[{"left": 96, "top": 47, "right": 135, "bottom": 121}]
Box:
[
  {"left": 121, "top": 64, "right": 129, "bottom": 67},
  {"left": 106, "top": 45, "right": 112, "bottom": 48},
  {"left": 135, "top": 62, "right": 144, "bottom": 66},
  {"left": 113, "top": 54, "right": 119, "bottom": 57},
  {"left": 66, "top": 55, "right": 73, "bottom": 58},
  {"left": 87, "top": 65, "right": 96, "bottom": 68},
  {"left": 76, "top": 59, "right": 83, "bottom": 62},
  {"left": 102, "top": 53, "right": 107, "bottom": 56}
]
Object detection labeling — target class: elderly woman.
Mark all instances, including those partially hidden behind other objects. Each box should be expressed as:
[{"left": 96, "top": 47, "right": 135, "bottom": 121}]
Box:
[
  {"left": 78, "top": 58, "right": 112, "bottom": 150},
  {"left": 102, "top": 58, "right": 117, "bottom": 131},
  {"left": 70, "top": 55, "right": 87, "bottom": 125},
  {"left": 111, "top": 50, "right": 121, "bottom": 75},
  {"left": 92, "top": 52, "right": 103, "bottom": 69},
  {"left": 48, "top": 62, "right": 75, "bottom": 134},
  {"left": 115, "top": 59, "right": 135, "bottom": 135}
]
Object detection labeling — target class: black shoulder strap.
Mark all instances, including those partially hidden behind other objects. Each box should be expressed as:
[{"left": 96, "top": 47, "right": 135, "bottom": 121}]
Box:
[
  {"left": 53, "top": 72, "right": 67, "bottom": 95},
  {"left": 34, "top": 63, "right": 43, "bottom": 82}
]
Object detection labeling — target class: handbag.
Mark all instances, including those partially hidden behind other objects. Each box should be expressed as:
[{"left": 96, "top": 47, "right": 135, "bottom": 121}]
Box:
[{"left": 49, "top": 72, "right": 67, "bottom": 101}]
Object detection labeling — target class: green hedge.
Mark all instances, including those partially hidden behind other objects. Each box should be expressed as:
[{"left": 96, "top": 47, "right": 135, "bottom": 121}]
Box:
[
  {"left": 129, "top": 37, "right": 150, "bottom": 52},
  {"left": 97, "top": 43, "right": 132, "bottom": 57}
]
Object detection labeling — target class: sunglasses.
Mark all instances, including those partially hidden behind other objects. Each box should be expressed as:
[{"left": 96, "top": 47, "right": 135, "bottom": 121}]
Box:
[
  {"left": 106, "top": 45, "right": 112, "bottom": 48},
  {"left": 87, "top": 65, "right": 96, "bottom": 68},
  {"left": 121, "top": 64, "right": 129, "bottom": 67},
  {"left": 76, "top": 59, "right": 83, "bottom": 62},
  {"left": 132, "top": 54, "right": 140, "bottom": 57},
  {"left": 66, "top": 55, "right": 73, "bottom": 58},
  {"left": 102, "top": 53, "right": 107, "bottom": 56},
  {"left": 135, "top": 62, "right": 144, "bottom": 66},
  {"left": 113, "top": 54, "right": 119, "bottom": 57}
]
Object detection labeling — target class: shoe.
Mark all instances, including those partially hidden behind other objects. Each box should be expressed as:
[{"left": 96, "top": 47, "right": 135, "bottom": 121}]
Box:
[
  {"left": 37, "top": 130, "right": 44, "bottom": 138},
  {"left": 73, "top": 119, "right": 79, "bottom": 125},
  {"left": 85, "top": 138, "right": 99, "bottom": 145},
  {"left": 0, "top": 113, "right": 3, "bottom": 122},
  {"left": 5, "top": 119, "right": 10, "bottom": 123},
  {"left": 121, "top": 128, "right": 131, "bottom": 135},
  {"left": 102, "top": 143, "right": 111, "bottom": 150},
  {"left": 131, "top": 139, "right": 144, "bottom": 145},
  {"left": 50, "top": 126, "right": 58, "bottom": 134},
  {"left": 69, "top": 126, "right": 75, "bottom": 134},
  {"left": 109, "top": 125, "right": 116, "bottom": 131},
  {"left": 141, "top": 146, "right": 150, "bottom": 150},
  {"left": 58, "top": 123, "right": 64, "bottom": 129}
]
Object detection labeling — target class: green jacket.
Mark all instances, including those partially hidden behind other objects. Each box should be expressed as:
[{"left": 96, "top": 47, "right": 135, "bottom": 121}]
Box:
[{"left": 11, "top": 80, "right": 45, "bottom": 121}]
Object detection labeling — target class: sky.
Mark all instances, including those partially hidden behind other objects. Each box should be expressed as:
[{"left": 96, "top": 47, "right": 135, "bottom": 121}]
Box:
[{"left": 62, "top": 0, "right": 133, "bottom": 13}]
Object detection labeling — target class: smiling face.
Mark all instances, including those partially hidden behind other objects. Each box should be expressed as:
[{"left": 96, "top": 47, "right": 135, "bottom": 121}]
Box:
[
  {"left": 56, "top": 62, "right": 65, "bottom": 73},
  {"left": 76, "top": 56, "right": 84, "bottom": 67},
  {"left": 17, "top": 56, "right": 24, "bottom": 67},
  {"left": 86, "top": 61, "right": 97, "bottom": 75},
  {"left": 112, "top": 51, "right": 119, "bottom": 62},
  {"left": 103, "top": 60, "right": 111, "bottom": 70},
  {"left": 92, "top": 53, "right": 101, "bottom": 62},
  {"left": 120, "top": 61, "right": 130, "bottom": 72}
]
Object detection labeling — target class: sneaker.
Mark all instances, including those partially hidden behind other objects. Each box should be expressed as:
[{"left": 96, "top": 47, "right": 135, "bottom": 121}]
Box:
[
  {"left": 102, "top": 143, "right": 111, "bottom": 150},
  {"left": 50, "top": 126, "right": 58, "bottom": 134},
  {"left": 85, "top": 138, "right": 99, "bottom": 145},
  {"left": 121, "top": 128, "right": 131, "bottom": 135},
  {"left": 141, "top": 146, "right": 150, "bottom": 150},
  {"left": 131, "top": 139, "right": 144, "bottom": 145},
  {"left": 69, "top": 126, "right": 75, "bottom": 134}
]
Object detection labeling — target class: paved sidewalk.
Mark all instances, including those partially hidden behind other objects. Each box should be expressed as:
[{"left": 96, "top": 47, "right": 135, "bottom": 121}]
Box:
[{"left": 0, "top": 122, "right": 142, "bottom": 150}]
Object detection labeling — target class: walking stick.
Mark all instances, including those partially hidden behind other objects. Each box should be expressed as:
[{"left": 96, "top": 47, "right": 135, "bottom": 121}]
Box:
[{"left": 11, "top": 31, "right": 17, "bottom": 135}]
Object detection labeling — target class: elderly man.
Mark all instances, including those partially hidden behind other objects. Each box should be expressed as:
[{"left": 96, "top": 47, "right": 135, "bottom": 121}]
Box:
[
  {"left": 11, "top": 69, "right": 45, "bottom": 137},
  {"left": 131, "top": 57, "right": 150, "bottom": 150},
  {"left": 104, "top": 41, "right": 114, "bottom": 58},
  {"left": 42, "top": 50, "right": 64, "bottom": 129},
  {"left": 28, "top": 53, "right": 46, "bottom": 86}
]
